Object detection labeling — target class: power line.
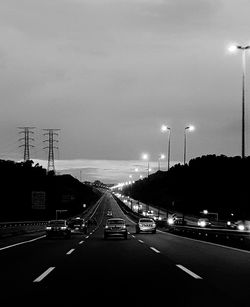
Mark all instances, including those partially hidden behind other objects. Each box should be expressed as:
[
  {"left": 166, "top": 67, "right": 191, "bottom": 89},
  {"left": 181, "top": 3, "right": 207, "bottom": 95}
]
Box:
[{"left": 18, "top": 127, "right": 36, "bottom": 161}]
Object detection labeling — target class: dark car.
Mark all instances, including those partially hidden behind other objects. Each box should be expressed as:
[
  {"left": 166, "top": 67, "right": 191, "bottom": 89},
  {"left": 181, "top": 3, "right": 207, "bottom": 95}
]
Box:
[
  {"left": 46, "top": 219, "right": 71, "bottom": 238},
  {"left": 106, "top": 210, "right": 113, "bottom": 217},
  {"left": 104, "top": 218, "right": 127, "bottom": 240},
  {"left": 135, "top": 218, "right": 156, "bottom": 234},
  {"left": 68, "top": 217, "right": 88, "bottom": 234}
]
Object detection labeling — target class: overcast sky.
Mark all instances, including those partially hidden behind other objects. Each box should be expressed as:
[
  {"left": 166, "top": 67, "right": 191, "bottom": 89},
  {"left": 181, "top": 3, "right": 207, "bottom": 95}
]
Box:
[{"left": 0, "top": 0, "right": 250, "bottom": 183}]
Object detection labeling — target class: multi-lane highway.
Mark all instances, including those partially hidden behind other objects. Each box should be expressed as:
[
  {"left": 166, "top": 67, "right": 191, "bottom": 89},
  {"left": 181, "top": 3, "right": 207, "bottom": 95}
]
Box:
[{"left": 1, "top": 191, "right": 250, "bottom": 306}]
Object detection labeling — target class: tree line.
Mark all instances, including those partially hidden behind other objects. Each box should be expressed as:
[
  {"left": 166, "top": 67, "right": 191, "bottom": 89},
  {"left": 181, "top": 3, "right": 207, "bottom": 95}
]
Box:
[
  {"left": 122, "top": 155, "right": 250, "bottom": 220},
  {"left": 0, "top": 159, "right": 101, "bottom": 222}
]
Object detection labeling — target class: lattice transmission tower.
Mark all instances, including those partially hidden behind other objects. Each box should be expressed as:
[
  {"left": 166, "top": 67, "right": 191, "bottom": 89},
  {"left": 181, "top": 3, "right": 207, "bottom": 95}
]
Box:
[
  {"left": 18, "top": 127, "right": 36, "bottom": 161},
  {"left": 43, "top": 129, "right": 60, "bottom": 172}
]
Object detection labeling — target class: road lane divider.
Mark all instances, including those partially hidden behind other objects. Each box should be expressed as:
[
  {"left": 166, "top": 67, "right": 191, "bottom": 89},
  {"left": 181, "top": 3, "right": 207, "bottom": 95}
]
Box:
[
  {"left": 138, "top": 240, "right": 144, "bottom": 243},
  {"left": 33, "top": 267, "right": 55, "bottom": 282},
  {"left": 150, "top": 247, "right": 160, "bottom": 253},
  {"left": 85, "top": 235, "right": 89, "bottom": 239},
  {"left": 79, "top": 241, "right": 84, "bottom": 244},
  {"left": 66, "top": 249, "right": 75, "bottom": 255},
  {"left": 176, "top": 265, "right": 202, "bottom": 279}
]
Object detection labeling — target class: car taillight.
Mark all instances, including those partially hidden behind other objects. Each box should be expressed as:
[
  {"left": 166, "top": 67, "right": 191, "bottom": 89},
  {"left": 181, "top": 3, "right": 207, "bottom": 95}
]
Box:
[
  {"left": 61, "top": 227, "right": 67, "bottom": 230},
  {"left": 46, "top": 226, "right": 51, "bottom": 230}
]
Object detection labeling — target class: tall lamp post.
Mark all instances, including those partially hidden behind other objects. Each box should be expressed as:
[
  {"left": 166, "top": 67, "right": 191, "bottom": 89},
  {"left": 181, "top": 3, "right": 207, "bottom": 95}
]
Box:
[
  {"left": 184, "top": 125, "right": 195, "bottom": 164},
  {"left": 142, "top": 153, "right": 150, "bottom": 177},
  {"left": 161, "top": 124, "right": 171, "bottom": 171},
  {"left": 229, "top": 44, "right": 250, "bottom": 158}
]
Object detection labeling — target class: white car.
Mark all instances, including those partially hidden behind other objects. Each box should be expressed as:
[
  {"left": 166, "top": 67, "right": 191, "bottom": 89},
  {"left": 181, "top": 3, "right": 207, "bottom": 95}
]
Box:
[{"left": 135, "top": 218, "right": 156, "bottom": 234}]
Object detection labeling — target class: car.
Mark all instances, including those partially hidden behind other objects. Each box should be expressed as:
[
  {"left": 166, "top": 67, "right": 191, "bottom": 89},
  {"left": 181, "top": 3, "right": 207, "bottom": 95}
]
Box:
[
  {"left": 106, "top": 210, "right": 113, "bottom": 217},
  {"left": 46, "top": 219, "right": 71, "bottom": 238},
  {"left": 135, "top": 218, "right": 156, "bottom": 234},
  {"left": 68, "top": 217, "right": 88, "bottom": 234},
  {"left": 197, "top": 218, "right": 211, "bottom": 228},
  {"left": 104, "top": 218, "right": 127, "bottom": 239}
]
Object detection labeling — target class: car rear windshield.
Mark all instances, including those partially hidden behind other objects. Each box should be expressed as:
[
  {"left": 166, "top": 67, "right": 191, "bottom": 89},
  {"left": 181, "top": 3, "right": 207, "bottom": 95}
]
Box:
[
  {"left": 107, "top": 220, "right": 125, "bottom": 225},
  {"left": 140, "top": 219, "right": 154, "bottom": 223}
]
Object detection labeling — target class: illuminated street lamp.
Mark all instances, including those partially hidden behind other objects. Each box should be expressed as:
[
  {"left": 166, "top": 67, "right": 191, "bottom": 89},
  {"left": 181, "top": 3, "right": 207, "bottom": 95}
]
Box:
[
  {"left": 142, "top": 153, "right": 150, "bottom": 177},
  {"left": 158, "top": 153, "right": 165, "bottom": 171},
  {"left": 184, "top": 125, "right": 195, "bottom": 164},
  {"left": 228, "top": 44, "right": 250, "bottom": 158},
  {"left": 161, "top": 124, "right": 171, "bottom": 170}
]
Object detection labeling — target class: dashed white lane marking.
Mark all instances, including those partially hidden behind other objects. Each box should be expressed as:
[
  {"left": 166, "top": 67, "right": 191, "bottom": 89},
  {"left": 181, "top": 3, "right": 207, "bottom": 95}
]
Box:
[
  {"left": 138, "top": 240, "right": 144, "bottom": 243},
  {"left": 131, "top": 235, "right": 135, "bottom": 238},
  {"left": 150, "top": 247, "right": 160, "bottom": 253},
  {"left": 85, "top": 236, "right": 89, "bottom": 239},
  {"left": 0, "top": 235, "right": 45, "bottom": 251},
  {"left": 79, "top": 241, "right": 84, "bottom": 244},
  {"left": 176, "top": 265, "right": 202, "bottom": 279},
  {"left": 33, "top": 267, "right": 55, "bottom": 282},
  {"left": 66, "top": 249, "right": 75, "bottom": 255}
]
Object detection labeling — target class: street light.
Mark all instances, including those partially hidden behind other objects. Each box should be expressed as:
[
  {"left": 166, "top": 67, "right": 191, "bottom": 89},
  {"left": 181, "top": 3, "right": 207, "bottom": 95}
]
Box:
[
  {"left": 161, "top": 124, "right": 171, "bottom": 170},
  {"left": 228, "top": 44, "right": 250, "bottom": 158},
  {"left": 158, "top": 153, "right": 165, "bottom": 171},
  {"left": 184, "top": 125, "right": 195, "bottom": 164},
  {"left": 142, "top": 153, "right": 150, "bottom": 177}
]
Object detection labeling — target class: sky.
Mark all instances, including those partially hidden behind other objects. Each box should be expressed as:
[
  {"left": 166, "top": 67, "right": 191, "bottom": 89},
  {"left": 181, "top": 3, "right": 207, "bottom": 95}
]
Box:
[{"left": 0, "top": 0, "right": 250, "bottom": 183}]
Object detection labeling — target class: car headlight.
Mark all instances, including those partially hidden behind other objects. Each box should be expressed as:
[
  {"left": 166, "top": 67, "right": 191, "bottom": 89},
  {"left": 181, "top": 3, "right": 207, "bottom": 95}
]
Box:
[
  {"left": 227, "top": 221, "right": 231, "bottom": 226},
  {"left": 237, "top": 224, "right": 245, "bottom": 231},
  {"left": 199, "top": 221, "right": 206, "bottom": 227},
  {"left": 61, "top": 227, "right": 67, "bottom": 230},
  {"left": 168, "top": 218, "right": 174, "bottom": 225},
  {"left": 105, "top": 226, "right": 109, "bottom": 229},
  {"left": 46, "top": 226, "right": 52, "bottom": 230}
]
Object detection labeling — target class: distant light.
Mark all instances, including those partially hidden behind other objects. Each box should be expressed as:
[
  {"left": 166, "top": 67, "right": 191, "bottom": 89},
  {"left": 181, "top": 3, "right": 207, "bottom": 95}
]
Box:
[
  {"left": 203, "top": 210, "right": 208, "bottom": 214},
  {"left": 228, "top": 45, "right": 238, "bottom": 52},
  {"left": 142, "top": 153, "right": 149, "bottom": 160},
  {"left": 188, "top": 125, "right": 195, "bottom": 131},
  {"left": 238, "top": 224, "right": 245, "bottom": 231},
  {"left": 135, "top": 168, "right": 139, "bottom": 172},
  {"left": 161, "top": 125, "right": 167, "bottom": 132},
  {"left": 160, "top": 154, "right": 165, "bottom": 160}
]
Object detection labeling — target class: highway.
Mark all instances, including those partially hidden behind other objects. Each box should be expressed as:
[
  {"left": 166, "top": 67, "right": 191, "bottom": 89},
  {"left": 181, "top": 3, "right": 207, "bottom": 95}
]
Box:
[{"left": 1, "top": 191, "right": 250, "bottom": 306}]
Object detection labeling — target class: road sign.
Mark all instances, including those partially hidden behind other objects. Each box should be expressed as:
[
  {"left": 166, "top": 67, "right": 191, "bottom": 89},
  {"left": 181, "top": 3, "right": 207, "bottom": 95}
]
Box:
[{"left": 31, "top": 191, "right": 46, "bottom": 209}]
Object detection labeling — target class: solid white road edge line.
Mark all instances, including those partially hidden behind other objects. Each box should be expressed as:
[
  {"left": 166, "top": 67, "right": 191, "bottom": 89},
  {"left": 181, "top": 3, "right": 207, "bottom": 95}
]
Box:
[
  {"left": 33, "top": 267, "right": 55, "bottom": 282},
  {"left": 176, "top": 265, "right": 202, "bottom": 279},
  {"left": 157, "top": 229, "right": 250, "bottom": 254},
  {"left": 0, "top": 235, "right": 46, "bottom": 251}
]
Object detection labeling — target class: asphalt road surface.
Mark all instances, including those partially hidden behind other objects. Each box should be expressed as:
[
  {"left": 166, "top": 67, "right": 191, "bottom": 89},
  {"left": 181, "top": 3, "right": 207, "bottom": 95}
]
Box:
[{"left": 1, "top": 191, "right": 250, "bottom": 306}]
